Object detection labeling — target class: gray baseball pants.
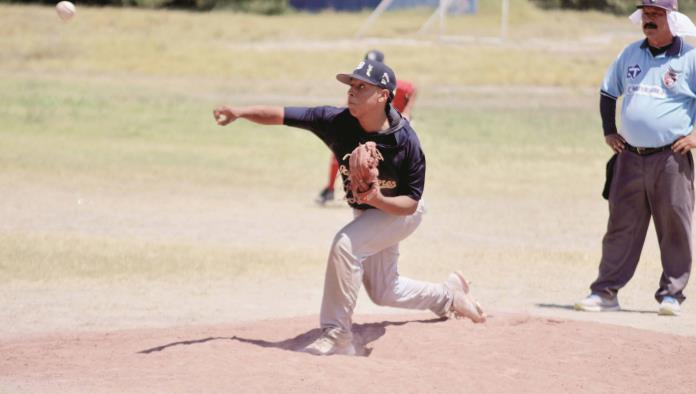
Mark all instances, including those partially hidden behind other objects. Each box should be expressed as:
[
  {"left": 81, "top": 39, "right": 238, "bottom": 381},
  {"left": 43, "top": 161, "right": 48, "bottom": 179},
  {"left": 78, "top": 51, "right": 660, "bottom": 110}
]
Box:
[
  {"left": 591, "top": 149, "right": 693, "bottom": 303},
  {"left": 319, "top": 200, "right": 452, "bottom": 341}
]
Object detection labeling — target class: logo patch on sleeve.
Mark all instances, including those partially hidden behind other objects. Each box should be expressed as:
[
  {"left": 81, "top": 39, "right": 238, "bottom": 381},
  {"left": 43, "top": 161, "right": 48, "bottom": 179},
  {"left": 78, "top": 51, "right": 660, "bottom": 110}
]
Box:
[{"left": 627, "top": 64, "right": 642, "bottom": 79}]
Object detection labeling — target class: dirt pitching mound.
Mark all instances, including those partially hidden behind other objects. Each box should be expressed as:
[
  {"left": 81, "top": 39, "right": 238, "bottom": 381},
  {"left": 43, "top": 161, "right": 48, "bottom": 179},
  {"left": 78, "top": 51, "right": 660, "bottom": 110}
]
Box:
[{"left": 2, "top": 312, "right": 695, "bottom": 393}]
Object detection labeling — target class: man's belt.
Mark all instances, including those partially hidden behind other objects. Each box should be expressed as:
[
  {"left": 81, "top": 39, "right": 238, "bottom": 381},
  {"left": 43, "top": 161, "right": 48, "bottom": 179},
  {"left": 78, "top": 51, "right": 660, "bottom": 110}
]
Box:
[{"left": 624, "top": 143, "right": 672, "bottom": 156}]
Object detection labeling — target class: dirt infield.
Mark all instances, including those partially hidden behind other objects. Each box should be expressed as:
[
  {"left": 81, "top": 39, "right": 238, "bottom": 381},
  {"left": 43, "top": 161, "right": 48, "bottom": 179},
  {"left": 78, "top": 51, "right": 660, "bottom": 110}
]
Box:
[
  {"left": 2, "top": 174, "right": 696, "bottom": 393},
  {"left": 2, "top": 312, "right": 696, "bottom": 393}
]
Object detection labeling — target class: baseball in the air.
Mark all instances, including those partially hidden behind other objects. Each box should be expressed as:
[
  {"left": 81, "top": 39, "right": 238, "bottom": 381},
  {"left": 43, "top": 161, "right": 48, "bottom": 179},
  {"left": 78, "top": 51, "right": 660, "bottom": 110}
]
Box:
[{"left": 56, "top": 1, "right": 76, "bottom": 21}]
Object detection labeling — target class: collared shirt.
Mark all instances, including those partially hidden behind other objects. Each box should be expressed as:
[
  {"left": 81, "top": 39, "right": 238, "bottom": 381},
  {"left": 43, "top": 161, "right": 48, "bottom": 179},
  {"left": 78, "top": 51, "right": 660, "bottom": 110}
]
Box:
[
  {"left": 601, "top": 36, "right": 696, "bottom": 147},
  {"left": 284, "top": 106, "right": 426, "bottom": 209}
]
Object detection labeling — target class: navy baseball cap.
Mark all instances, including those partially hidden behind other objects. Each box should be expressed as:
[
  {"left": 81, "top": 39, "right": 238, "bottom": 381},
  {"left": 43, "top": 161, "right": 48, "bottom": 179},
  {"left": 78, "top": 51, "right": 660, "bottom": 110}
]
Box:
[
  {"left": 364, "top": 49, "right": 385, "bottom": 62},
  {"left": 336, "top": 59, "right": 397, "bottom": 98},
  {"left": 637, "top": 0, "right": 678, "bottom": 11}
]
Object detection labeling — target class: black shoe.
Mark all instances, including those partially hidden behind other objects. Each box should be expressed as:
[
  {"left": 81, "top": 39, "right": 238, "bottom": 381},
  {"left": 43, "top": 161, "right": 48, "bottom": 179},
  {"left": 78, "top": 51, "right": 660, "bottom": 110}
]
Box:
[{"left": 315, "top": 188, "right": 334, "bottom": 205}]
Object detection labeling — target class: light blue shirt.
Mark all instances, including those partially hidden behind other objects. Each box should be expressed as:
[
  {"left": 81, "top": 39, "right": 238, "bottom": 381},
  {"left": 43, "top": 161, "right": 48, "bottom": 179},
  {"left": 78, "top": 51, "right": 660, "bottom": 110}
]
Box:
[{"left": 602, "top": 37, "right": 696, "bottom": 147}]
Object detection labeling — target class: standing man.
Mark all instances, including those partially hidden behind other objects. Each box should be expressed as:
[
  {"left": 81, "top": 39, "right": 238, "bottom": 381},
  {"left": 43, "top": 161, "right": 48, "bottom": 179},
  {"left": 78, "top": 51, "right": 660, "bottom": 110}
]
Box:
[
  {"left": 315, "top": 49, "right": 418, "bottom": 205},
  {"left": 213, "top": 59, "right": 485, "bottom": 356},
  {"left": 575, "top": 0, "right": 696, "bottom": 316}
]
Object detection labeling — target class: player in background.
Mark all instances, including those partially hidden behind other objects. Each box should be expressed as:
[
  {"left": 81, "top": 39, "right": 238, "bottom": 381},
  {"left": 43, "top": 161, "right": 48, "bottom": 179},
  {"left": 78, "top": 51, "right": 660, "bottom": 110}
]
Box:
[{"left": 315, "top": 49, "right": 418, "bottom": 205}]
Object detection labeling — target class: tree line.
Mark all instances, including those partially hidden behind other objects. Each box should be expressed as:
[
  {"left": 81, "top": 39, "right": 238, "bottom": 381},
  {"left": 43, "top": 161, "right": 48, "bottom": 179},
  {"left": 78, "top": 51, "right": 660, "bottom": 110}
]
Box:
[
  {"left": 4, "top": 0, "right": 696, "bottom": 15},
  {"left": 532, "top": 0, "right": 696, "bottom": 13},
  {"left": 2, "top": 0, "right": 290, "bottom": 13}
]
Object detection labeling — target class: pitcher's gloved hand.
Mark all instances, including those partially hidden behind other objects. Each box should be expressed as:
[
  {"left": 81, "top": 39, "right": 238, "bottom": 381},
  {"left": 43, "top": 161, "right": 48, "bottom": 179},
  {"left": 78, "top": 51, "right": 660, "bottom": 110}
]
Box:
[{"left": 348, "top": 142, "right": 383, "bottom": 203}]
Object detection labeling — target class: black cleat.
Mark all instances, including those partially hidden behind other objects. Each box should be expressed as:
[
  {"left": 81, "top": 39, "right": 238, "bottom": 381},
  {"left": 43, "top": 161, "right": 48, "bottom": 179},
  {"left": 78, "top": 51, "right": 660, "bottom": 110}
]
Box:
[{"left": 315, "top": 187, "right": 334, "bottom": 205}]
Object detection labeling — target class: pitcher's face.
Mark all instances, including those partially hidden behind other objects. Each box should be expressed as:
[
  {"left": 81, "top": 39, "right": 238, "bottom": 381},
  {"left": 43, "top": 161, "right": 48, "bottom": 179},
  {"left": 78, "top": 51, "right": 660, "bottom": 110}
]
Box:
[{"left": 346, "top": 79, "right": 388, "bottom": 118}]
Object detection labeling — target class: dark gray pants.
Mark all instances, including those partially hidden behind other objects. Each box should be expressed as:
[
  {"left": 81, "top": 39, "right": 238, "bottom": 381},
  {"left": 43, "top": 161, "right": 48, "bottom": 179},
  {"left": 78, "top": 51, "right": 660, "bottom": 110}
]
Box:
[{"left": 591, "top": 150, "right": 694, "bottom": 303}]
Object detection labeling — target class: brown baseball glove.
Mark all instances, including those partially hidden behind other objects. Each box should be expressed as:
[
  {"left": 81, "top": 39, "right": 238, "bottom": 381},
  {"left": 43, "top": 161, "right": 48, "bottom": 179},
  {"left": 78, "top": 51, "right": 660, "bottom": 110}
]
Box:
[{"left": 348, "top": 141, "right": 383, "bottom": 203}]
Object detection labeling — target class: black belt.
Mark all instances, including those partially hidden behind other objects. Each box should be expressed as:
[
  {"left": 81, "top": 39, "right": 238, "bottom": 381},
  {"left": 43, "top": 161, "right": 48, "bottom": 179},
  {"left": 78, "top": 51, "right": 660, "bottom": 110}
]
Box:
[{"left": 624, "top": 143, "right": 672, "bottom": 156}]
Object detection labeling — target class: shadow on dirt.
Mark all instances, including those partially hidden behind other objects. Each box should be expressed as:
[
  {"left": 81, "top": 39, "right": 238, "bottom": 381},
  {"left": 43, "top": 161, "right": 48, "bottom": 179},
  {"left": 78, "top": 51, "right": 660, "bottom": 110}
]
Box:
[
  {"left": 137, "top": 317, "right": 446, "bottom": 357},
  {"left": 536, "top": 303, "right": 655, "bottom": 314}
]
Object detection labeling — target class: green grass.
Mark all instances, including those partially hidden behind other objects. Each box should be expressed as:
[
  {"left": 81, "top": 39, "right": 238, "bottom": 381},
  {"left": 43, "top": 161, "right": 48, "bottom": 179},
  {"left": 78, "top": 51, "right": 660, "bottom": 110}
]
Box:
[
  {"left": 0, "top": 3, "right": 628, "bottom": 282},
  {"left": 0, "top": 2, "right": 653, "bottom": 87},
  {"left": 0, "top": 232, "right": 326, "bottom": 282},
  {"left": 0, "top": 74, "right": 604, "bottom": 194}
]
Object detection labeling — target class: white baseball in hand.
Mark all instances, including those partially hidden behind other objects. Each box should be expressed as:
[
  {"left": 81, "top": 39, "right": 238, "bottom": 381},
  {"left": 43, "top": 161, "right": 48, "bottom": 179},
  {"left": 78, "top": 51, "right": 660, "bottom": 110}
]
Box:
[
  {"left": 56, "top": 1, "right": 76, "bottom": 21},
  {"left": 216, "top": 114, "right": 228, "bottom": 123}
]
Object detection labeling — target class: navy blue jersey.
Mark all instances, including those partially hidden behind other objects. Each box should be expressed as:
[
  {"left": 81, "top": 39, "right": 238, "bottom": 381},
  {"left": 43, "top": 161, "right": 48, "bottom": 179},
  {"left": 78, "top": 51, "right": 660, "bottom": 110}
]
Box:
[{"left": 284, "top": 106, "right": 426, "bottom": 210}]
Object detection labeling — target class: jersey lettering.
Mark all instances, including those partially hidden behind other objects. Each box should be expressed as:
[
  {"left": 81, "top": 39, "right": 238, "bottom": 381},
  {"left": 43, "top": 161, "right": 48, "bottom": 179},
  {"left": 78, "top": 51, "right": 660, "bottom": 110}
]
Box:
[{"left": 626, "top": 83, "right": 666, "bottom": 98}]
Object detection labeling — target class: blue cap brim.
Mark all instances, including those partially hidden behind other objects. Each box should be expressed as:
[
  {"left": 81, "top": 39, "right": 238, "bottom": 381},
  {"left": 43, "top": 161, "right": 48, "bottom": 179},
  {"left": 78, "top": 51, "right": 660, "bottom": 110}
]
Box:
[{"left": 336, "top": 73, "right": 379, "bottom": 87}]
